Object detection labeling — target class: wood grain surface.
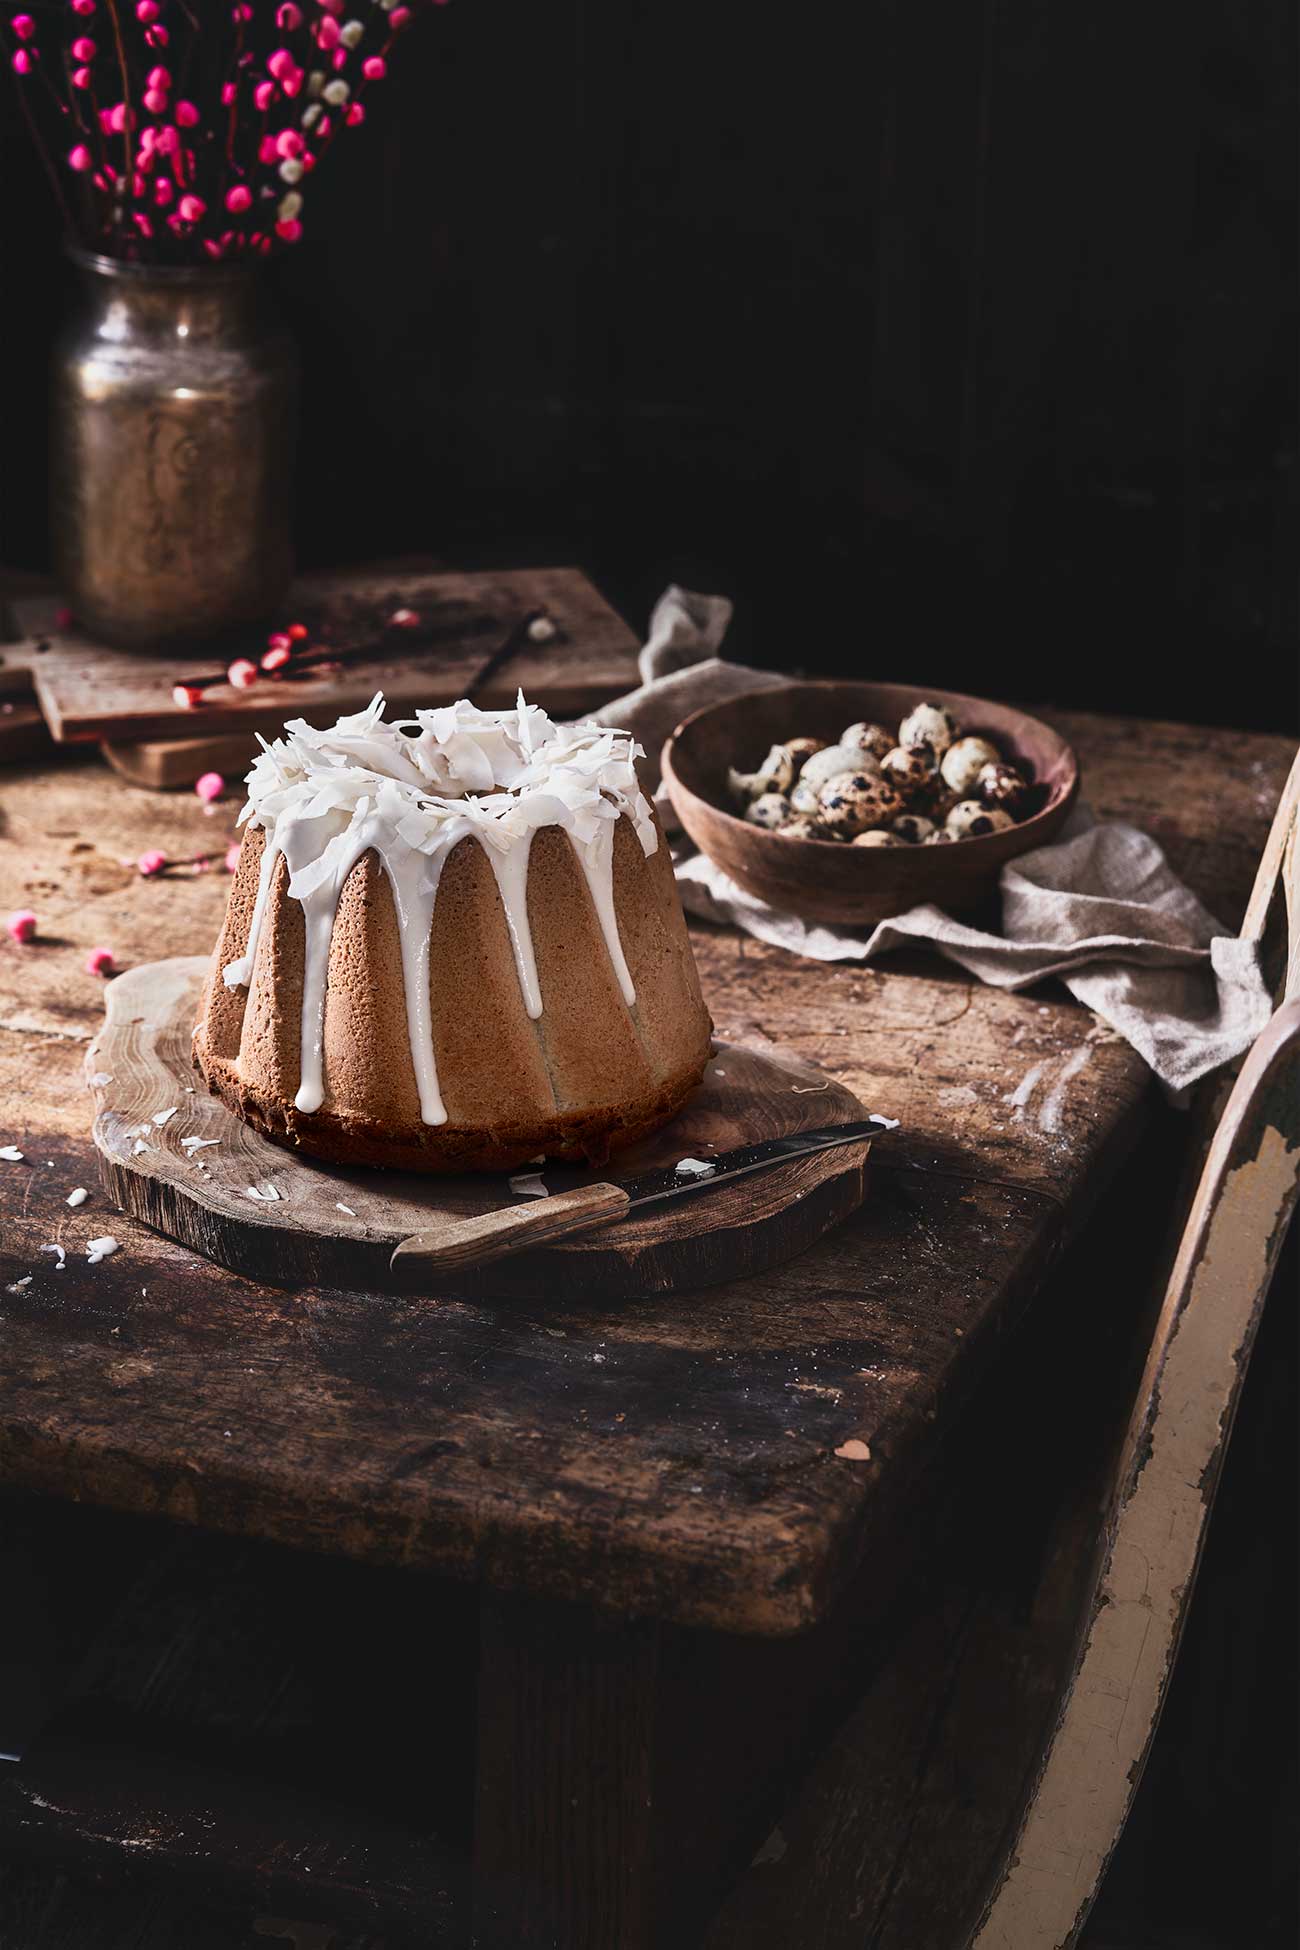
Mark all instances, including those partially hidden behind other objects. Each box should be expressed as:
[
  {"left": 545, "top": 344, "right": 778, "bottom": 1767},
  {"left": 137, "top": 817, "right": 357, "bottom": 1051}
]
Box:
[
  {"left": 89, "top": 965, "right": 871, "bottom": 1301},
  {"left": 5, "top": 566, "right": 640, "bottom": 744},
  {"left": 0, "top": 709, "right": 1292, "bottom": 1636}
]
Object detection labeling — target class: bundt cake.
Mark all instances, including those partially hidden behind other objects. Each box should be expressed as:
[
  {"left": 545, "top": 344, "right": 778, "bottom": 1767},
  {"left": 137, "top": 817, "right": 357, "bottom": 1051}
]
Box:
[{"left": 193, "top": 693, "right": 713, "bottom": 1172}]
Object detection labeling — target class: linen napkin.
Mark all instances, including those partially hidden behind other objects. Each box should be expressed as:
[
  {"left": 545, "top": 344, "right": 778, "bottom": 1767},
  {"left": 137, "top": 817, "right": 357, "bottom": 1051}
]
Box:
[{"left": 601, "top": 589, "right": 1274, "bottom": 1098}]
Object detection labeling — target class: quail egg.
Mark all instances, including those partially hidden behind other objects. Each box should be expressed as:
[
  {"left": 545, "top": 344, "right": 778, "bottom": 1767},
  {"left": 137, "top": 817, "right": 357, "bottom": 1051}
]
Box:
[
  {"left": 852, "top": 828, "right": 903, "bottom": 848},
  {"left": 976, "top": 760, "right": 1030, "bottom": 816},
  {"left": 840, "top": 720, "right": 894, "bottom": 761},
  {"left": 945, "top": 799, "right": 1015, "bottom": 840},
  {"left": 744, "top": 791, "right": 792, "bottom": 829},
  {"left": 879, "top": 743, "right": 939, "bottom": 804},
  {"left": 892, "top": 812, "right": 937, "bottom": 845},
  {"left": 940, "top": 736, "right": 1002, "bottom": 796},
  {"left": 898, "top": 702, "right": 959, "bottom": 756},
  {"left": 816, "top": 773, "right": 902, "bottom": 838},
  {"left": 800, "top": 743, "right": 873, "bottom": 790}
]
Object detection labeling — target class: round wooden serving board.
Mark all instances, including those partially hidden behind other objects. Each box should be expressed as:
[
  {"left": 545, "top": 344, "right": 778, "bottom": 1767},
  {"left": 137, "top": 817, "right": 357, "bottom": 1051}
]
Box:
[{"left": 87, "top": 958, "right": 873, "bottom": 1300}]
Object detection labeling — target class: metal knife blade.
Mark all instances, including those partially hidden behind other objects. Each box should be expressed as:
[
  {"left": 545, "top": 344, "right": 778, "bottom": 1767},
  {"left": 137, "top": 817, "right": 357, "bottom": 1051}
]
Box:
[{"left": 600, "top": 1116, "right": 893, "bottom": 1215}]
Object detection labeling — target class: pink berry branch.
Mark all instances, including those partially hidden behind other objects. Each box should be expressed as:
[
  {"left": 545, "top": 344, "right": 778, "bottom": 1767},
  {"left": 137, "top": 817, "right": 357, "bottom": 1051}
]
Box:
[{"left": 3, "top": 1, "right": 447, "bottom": 262}]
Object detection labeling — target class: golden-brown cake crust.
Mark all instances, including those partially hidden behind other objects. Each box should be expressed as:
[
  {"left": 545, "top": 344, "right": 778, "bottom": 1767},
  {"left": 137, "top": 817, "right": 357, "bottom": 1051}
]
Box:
[{"left": 193, "top": 807, "right": 713, "bottom": 1174}]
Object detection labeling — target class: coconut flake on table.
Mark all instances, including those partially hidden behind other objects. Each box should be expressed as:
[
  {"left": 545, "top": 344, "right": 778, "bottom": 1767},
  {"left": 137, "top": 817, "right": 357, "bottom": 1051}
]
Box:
[
  {"left": 86, "top": 1237, "right": 119, "bottom": 1264},
  {"left": 152, "top": 1107, "right": 179, "bottom": 1127},
  {"left": 40, "top": 1244, "right": 67, "bottom": 1270},
  {"left": 180, "top": 1136, "right": 219, "bottom": 1153},
  {"left": 674, "top": 1157, "right": 716, "bottom": 1178},
  {"left": 335, "top": 1202, "right": 356, "bottom": 1216},
  {"left": 245, "top": 1183, "right": 282, "bottom": 1202},
  {"left": 6, "top": 1275, "right": 33, "bottom": 1293},
  {"left": 66, "top": 1188, "right": 88, "bottom": 1208},
  {"left": 132, "top": 1139, "right": 151, "bottom": 1156},
  {"left": 88, "top": 1072, "right": 113, "bottom": 1088},
  {"left": 869, "top": 1113, "right": 901, "bottom": 1130},
  {"left": 0, "top": 1145, "right": 25, "bottom": 1162},
  {"left": 508, "top": 1172, "right": 549, "bottom": 1199}
]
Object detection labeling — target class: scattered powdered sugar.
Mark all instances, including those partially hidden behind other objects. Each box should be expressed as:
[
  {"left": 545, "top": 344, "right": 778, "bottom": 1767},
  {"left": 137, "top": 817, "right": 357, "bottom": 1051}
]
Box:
[
  {"left": 245, "top": 1183, "right": 281, "bottom": 1202},
  {"left": 508, "top": 1172, "right": 549, "bottom": 1199},
  {"left": 65, "top": 1188, "right": 88, "bottom": 1208},
  {"left": 1039, "top": 1045, "right": 1091, "bottom": 1134},
  {"left": 674, "top": 1157, "right": 716, "bottom": 1178},
  {"left": 1003, "top": 1062, "right": 1046, "bottom": 1120},
  {"left": 86, "top": 1237, "right": 118, "bottom": 1264},
  {"left": 0, "top": 1145, "right": 25, "bottom": 1162}
]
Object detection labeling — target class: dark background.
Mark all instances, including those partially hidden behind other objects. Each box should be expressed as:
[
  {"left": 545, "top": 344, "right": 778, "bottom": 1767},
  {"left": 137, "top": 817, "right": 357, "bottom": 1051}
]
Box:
[
  {"left": 1, "top": 5, "right": 1297, "bottom": 1945},
  {"left": 3, "top": 0, "right": 1297, "bottom": 731}
]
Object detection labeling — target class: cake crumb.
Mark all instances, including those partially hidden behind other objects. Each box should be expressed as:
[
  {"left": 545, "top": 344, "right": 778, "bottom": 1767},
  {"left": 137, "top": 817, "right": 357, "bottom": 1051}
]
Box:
[{"left": 834, "top": 1438, "right": 872, "bottom": 1462}]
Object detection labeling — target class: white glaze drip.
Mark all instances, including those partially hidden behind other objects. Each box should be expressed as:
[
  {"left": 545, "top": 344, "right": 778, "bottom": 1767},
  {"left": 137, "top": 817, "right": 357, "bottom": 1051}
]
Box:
[
  {"left": 221, "top": 693, "right": 655, "bottom": 1126},
  {"left": 575, "top": 817, "right": 637, "bottom": 1007}
]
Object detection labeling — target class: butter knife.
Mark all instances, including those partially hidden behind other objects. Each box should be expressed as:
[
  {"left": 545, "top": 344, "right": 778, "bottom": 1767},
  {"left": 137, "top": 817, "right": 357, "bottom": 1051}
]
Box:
[{"left": 389, "top": 1117, "right": 892, "bottom": 1279}]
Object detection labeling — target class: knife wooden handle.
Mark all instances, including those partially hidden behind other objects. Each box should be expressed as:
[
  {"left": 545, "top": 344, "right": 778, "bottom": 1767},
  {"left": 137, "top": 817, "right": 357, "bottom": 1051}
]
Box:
[{"left": 390, "top": 1182, "right": 631, "bottom": 1280}]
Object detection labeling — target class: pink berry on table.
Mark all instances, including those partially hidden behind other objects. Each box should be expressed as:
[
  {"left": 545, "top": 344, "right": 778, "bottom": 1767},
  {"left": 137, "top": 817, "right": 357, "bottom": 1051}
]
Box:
[
  {"left": 6, "top": 910, "right": 37, "bottom": 944},
  {"left": 261, "top": 644, "right": 292, "bottom": 671},
  {"left": 225, "top": 841, "right": 242, "bottom": 873},
  {"left": 85, "top": 947, "right": 115, "bottom": 977},
  {"left": 227, "top": 658, "right": 258, "bottom": 689},
  {"left": 172, "top": 683, "right": 203, "bottom": 709},
  {"left": 194, "top": 772, "right": 225, "bottom": 804},
  {"left": 137, "top": 850, "right": 167, "bottom": 877}
]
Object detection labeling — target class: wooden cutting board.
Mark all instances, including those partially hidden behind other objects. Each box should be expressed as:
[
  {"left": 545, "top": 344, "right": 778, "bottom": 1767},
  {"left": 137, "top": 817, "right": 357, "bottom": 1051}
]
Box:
[
  {"left": 88, "top": 959, "right": 873, "bottom": 1301},
  {"left": 8, "top": 565, "right": 640, "bottom": 746}
]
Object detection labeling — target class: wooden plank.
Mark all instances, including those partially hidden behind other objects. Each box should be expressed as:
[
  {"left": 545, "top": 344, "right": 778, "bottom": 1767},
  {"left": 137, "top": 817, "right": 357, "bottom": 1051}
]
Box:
[
  {"left": 0, "top": 714, "right": 1290, "bottom": 1637},
  {"left": 101, "top": 733, "right": 260, "bottom": 792},
  {"left": 474, "top": 1595, "right": 659, "bottom": 1949},
  {"left": 11, "top": 566, "right": 640, "bottom": 744}
]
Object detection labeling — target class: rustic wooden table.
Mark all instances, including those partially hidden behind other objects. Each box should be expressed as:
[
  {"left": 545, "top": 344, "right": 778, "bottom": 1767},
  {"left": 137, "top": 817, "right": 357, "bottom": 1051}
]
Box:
[{"left": 0, "top": 712, "right": 1292, "bottom": 1949}]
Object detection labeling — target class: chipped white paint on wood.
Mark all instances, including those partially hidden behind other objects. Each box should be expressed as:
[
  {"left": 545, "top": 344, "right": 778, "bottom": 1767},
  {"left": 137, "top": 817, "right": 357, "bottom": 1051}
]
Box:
[{"left": 974, "top": 1116, "right": 1299, "bottom": 1950}]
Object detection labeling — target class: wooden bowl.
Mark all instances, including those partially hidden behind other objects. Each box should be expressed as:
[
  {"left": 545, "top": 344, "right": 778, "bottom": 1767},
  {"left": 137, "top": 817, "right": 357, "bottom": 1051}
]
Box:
[{"left": 662, "top": 681, "right": 1079, "bottom": 924}]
